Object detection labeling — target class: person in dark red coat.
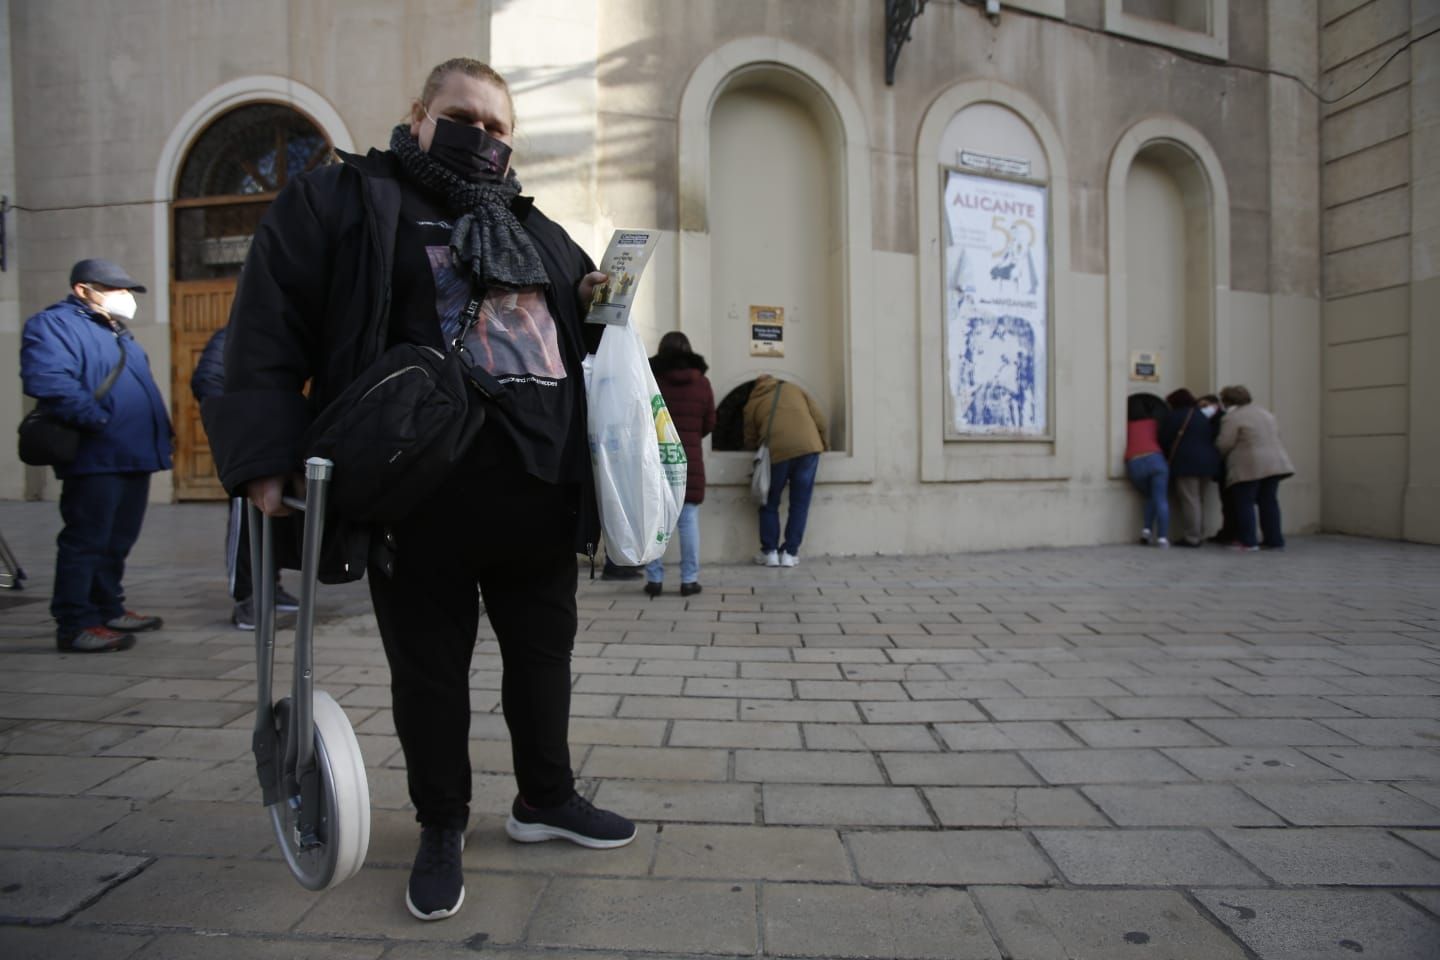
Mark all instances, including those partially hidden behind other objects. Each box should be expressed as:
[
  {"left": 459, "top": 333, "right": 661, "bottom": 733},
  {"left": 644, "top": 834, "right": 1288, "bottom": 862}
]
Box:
[{"left": 644, "top": 332, "right": 715, "bottom": 597}]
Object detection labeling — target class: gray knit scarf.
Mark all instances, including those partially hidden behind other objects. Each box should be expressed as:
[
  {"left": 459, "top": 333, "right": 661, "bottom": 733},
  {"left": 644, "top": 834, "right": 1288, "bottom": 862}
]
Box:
[{"left": 389, "top": 124, "right": 550, "bottom": 290}]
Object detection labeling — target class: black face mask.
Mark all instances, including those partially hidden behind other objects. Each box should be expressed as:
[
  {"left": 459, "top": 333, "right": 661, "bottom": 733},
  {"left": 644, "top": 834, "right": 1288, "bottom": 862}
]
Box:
[{"left": 427, "top": 115, "right": 512, "bottom": 182}]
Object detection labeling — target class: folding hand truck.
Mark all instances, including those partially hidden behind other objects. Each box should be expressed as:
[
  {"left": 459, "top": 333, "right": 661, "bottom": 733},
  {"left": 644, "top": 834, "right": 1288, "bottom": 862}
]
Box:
[{"left": 248, "top": 457, "right": 369, "bottom": 890}]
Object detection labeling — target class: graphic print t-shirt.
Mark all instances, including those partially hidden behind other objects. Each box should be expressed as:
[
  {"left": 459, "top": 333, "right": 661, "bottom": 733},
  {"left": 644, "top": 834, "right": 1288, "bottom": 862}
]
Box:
[{"left": 392, "top": 183, "right": 578, "bottom": 485}]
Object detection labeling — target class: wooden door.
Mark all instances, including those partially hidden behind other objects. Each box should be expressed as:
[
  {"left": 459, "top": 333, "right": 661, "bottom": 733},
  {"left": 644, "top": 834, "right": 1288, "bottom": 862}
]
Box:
[{"left": 170, "top": 279, "right": 235, "bottom": 500}]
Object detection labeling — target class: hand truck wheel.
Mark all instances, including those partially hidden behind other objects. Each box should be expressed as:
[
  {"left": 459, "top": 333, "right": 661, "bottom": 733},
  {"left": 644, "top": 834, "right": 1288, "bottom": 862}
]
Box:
[
  {"left": 267, "top": 691, "right": 370, "bottom": 890},
  {"left": 249, "top": 457, "right": 370, "bottom": 890}
]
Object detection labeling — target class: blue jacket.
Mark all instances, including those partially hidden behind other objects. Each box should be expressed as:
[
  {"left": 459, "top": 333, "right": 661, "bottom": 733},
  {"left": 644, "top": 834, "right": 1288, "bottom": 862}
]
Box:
[
  {"left": 1158, "top": 405, "right": 1221, "bottom": 479},
  {"left": 20, "top": 295, "right": 173, "bottom": 478}
]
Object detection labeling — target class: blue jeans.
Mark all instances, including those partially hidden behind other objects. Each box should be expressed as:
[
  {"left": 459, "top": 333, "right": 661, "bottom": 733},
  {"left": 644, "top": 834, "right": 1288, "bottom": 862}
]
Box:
[
  {"left": 52, "top": 472, "right": 150, "bottom": 634},
  {"left": 1230, "top": 476, "right": 1284, "bottom": 548},
  {"left": 646, "top": 502, "right": 701, "bottom": 584},
  {"left": 1125, "top": 453, "right": 1169, "bottom": 540},
  {"left": 760, "top": 452, "right": 819, "bottom": 556}
]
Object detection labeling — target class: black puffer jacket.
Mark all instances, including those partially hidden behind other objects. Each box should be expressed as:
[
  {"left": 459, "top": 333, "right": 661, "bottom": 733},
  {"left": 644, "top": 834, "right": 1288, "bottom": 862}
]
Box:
[
  {"left": 190, "top": 325, "right": 226, "bottom": 403},
  {"left": 203, "top": 148, "right": 604, "bottom": 580}
]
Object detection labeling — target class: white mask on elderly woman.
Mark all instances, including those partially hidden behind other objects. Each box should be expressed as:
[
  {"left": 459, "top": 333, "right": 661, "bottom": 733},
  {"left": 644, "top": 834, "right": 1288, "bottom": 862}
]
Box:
[{"left": 1198, "top": 404, "right": 1218, "bottom": 418}]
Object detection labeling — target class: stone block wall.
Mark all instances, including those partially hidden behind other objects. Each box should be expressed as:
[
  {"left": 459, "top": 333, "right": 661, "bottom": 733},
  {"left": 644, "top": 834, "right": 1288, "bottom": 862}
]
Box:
[{"left": 1320, "top": 0, "right": 1440, "bottom": 543}]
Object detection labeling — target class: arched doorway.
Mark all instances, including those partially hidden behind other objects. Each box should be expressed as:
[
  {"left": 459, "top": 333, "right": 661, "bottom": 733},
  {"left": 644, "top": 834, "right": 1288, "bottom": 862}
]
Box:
[{"left": 169, "top": 103, "right": 332, "bottom": 499}]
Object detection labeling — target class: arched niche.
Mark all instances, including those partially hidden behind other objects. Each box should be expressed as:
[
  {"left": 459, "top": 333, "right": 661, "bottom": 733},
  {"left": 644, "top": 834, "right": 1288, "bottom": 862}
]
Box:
[
  {"left": 1106, "top": 117, "right": 1230, "bottom": 476},
  {"left": 677, "top": 38, "right": 874, "bottom": 485},
  {"left": 916, "top": 81, "right": 1073, "bottom": 482}
]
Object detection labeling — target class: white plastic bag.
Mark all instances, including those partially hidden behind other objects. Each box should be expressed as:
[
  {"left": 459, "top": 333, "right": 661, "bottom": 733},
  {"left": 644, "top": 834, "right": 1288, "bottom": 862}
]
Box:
[{"left": 586, "top": 323, "right": 686, "bottom": 565}]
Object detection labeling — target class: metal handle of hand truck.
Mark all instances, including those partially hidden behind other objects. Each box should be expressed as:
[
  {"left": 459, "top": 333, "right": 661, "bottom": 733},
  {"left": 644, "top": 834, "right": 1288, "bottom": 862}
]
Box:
[{"left": 248, "top": 458, "right": 333, "bottom": 817}]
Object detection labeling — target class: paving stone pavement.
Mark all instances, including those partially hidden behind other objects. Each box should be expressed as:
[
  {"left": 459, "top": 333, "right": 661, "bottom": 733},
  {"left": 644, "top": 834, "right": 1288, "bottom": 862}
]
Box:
[{"left": 2, "top": 501, "right": 1439, "bottom": 958}]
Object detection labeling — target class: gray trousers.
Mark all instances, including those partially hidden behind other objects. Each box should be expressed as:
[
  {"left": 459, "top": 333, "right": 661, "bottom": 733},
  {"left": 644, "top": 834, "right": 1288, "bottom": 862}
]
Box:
[{"left": 1174, "top": 475, "right": 1208, "bottom": 544}]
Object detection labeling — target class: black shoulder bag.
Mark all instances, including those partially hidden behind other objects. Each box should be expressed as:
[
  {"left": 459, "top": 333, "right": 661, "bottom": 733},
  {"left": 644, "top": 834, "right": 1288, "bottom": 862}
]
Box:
[
  {"left": 18, "top": 327, "right": 128, "bottom": 467},
  {"left": 303, "top": 292, "right": 491, "bottom": 525}
]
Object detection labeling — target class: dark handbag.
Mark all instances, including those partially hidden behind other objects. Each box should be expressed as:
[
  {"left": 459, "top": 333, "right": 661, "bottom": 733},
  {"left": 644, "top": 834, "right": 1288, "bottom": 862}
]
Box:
[
  {"left": 303, "top": 296, "right": 489, "bottom": 525},
  {"left": 18, "top": 328, "right": 127, "bottom": 467}
]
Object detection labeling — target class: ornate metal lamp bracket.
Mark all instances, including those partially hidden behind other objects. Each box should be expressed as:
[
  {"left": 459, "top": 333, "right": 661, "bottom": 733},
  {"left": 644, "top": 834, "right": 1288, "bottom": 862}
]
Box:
[{"left": 885, "top": 0, "right": 929, "bottom": 86}]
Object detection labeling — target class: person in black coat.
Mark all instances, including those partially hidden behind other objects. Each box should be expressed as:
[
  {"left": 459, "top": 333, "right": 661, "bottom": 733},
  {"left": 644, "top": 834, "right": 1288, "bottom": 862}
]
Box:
[
  {"left": 1158, "top": 388, "right": 1222, "bottom": 547},
  {"left": 203, "top": 58, "right": 634, "bottom": 922},
  {"left": 1193, "top": 393, "right": 1239, "bottom": 543},
  {"left": 190, "top": 327, "right": 297, "bottom": 628}
]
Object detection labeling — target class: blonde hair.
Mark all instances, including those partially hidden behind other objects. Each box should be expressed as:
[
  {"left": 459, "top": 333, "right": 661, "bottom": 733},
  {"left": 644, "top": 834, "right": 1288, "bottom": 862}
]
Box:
[{"left": 413, "top": 58, "right": 515, "bottom": 127}]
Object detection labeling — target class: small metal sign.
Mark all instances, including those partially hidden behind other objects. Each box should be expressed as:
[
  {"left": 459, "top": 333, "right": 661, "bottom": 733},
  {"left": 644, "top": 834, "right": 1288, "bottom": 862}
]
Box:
[
  {"left": 1130, "top": 349, "right": 1161, "bottom": 382},
  {"left": 959, "top": 149, "right": 1032, "bottom": 179}
]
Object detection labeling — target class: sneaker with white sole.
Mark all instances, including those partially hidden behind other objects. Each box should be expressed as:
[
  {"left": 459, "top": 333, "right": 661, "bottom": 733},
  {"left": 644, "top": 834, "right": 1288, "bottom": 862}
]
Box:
[
  {"left": 273, "top": 583, "right": 300, "bottom": 612},
  {"left": 105, "top": 610, "right": 163, "bottom": 632},
  {"left": 779, "top": 552, "right": 799, "bottom": 567},
  {"left": 754, "top": 550, "right": 779, "bottom": 567},
  {"left": 231, "top": 598, "right": 296, "bottom": 632},
  {"left": 406, "top": 825, "right": 465, "bottom": 921},
  {"left": 506, "top": 793, "right": 636, "bottom": 849}
]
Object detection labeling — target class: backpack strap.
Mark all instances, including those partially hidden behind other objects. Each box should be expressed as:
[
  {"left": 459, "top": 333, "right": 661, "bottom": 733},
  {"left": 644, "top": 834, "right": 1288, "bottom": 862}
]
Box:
[{"left": 762, "top": 382, "right": 783, "bottom": 445}]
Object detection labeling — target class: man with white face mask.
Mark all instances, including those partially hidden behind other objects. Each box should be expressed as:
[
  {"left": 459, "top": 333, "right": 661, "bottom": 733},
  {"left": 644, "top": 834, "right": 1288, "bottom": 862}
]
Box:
[{"left": 19, "top": 258, "right": 173, "bottom": 652}]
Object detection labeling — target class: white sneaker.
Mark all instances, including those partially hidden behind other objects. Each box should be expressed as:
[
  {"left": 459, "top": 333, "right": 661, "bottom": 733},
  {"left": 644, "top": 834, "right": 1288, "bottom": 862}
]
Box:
[
  {"left": 779, "top": 552, "right": 799, "bottom": 568},
  {"left": 1156, "top": 537, "right": 1170, "bottom": 548},
  {"left": 1139, "top": 528, "right": 1153, "bottom": 545},
  {"left": 754, "top": 550, "right": 779, "bottom": 567}
]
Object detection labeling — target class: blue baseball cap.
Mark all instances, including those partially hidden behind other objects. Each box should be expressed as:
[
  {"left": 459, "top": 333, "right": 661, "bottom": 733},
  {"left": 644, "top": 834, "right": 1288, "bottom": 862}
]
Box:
[{"left": 69, "top": 258, "right": 146, "bottom": 293}]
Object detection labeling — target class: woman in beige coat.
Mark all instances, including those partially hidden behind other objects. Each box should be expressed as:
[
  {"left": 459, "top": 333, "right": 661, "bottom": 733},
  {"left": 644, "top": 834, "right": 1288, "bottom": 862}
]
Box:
[{"left": 1216, "top": 385, "right": 1294, "bottom": 551}]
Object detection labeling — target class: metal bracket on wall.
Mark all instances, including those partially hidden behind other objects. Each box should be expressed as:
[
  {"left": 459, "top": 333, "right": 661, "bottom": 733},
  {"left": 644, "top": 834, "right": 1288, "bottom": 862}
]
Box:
[
  {"left": 0, "top": 195, "right": 10, "bottom": 272},
  {"left": 884, "top": 0, "right": 930, "bottom": 86}
]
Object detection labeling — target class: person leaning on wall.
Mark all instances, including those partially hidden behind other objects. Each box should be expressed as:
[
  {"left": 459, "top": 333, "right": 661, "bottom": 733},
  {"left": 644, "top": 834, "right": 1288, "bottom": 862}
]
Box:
[
  {"left": 1159, "top": 388, "right": 1222, "bottom": 548},
  {"left": 744, "top": 374, "right": 828, "bottom": 567},
  {"left": 1123, "top": 393, "right": 1170, "bottom": 547},
  {"left": 19, "top": 258, "right": 172, "bottom": 653},
  {"left": 1216, "top": 384, "right": 1294, "bottom": 552}
]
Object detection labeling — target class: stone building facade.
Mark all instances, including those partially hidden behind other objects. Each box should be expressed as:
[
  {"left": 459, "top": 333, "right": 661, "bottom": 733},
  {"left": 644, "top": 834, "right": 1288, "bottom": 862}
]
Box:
[{"left": 1, "top": 0, "right": 1435, "bottom": 557}]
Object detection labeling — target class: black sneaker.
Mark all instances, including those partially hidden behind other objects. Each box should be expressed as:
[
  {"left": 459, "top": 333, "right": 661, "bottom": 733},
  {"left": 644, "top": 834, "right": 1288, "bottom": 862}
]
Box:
[
  {"left": 601, "top": 561, "right": 643, "bottom": 581},
  {"left": 506, "top": 793, "right": 637, "bottom": 849},
  {"left": 406, "top": 825, "right": 465, "bottom": 921},
  {"left": 679, "top": 582, "right": 702, "bottom": 597},
  {"left": 643, "top": 581, "right": 663, "bottom": 598}
]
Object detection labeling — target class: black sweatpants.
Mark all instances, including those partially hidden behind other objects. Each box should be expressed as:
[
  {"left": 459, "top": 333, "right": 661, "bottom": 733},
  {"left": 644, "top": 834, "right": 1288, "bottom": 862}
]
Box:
[{"left": 369, "top": 468, "right": 580, "bottom": 832}]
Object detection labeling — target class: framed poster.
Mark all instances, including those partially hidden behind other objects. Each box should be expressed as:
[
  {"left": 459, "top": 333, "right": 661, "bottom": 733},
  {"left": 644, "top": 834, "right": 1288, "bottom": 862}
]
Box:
[{"left": 941, "top": 167, "right": 1051, "bottom": 439}]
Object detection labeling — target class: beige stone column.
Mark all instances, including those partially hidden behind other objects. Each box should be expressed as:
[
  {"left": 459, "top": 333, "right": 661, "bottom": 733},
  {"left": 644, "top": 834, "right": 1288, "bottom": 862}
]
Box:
[
  {"left": 1404, "top": 5, "right": 1440, "bottom": 542},
  {"left": 0, "top": 0, "right": 27, "bottom": 500},
  {"left": 1268, "top": 0, "right": 1323, "bottom": 531}
]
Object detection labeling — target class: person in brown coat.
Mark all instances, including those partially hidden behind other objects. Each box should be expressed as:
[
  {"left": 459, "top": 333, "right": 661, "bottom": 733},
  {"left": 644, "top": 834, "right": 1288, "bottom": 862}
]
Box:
[
  {"left": 644, "top": 332, "right": 715, "bottom": 597},
  {"left": 1216, "top": 384, "right": 1295, "bottom": 551},
  {"left": 744, "top": 374, "right": 828, "bottom": 567}
]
